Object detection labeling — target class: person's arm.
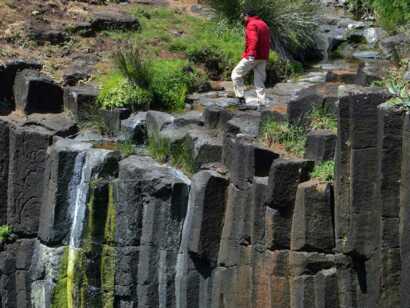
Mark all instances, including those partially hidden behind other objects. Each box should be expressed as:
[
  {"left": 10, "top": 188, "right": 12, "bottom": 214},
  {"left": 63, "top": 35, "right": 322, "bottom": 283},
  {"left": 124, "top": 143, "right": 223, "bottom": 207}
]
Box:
[{"left": 247, "top": 23, "right": 258, "bottom": 60}]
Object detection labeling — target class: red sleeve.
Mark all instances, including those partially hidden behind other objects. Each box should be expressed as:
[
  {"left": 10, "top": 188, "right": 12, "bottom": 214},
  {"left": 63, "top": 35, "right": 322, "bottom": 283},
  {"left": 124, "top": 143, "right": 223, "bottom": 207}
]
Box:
[{"left": 246, "top": 23, "right": 258, "bottom": 57}]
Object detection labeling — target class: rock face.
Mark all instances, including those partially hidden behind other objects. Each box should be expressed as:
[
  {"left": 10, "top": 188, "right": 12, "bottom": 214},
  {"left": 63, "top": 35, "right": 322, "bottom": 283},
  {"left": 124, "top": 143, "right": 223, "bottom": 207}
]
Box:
[{"left": 14, "top": 69, "right": 63, "bottom": 115}]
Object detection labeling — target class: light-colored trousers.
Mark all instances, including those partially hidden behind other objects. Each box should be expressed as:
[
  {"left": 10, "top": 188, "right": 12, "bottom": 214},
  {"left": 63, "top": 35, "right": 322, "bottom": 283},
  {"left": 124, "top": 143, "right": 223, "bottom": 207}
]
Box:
[{"left": 231, "top": 58, "right": 267, "bottom": 104}]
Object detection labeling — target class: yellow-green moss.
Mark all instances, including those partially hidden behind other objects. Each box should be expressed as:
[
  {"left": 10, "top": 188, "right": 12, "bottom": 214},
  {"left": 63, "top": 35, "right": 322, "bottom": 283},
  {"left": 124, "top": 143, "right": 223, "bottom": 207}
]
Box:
[{"left": 51, "top": 247, "right": 69, "bottom": 308}]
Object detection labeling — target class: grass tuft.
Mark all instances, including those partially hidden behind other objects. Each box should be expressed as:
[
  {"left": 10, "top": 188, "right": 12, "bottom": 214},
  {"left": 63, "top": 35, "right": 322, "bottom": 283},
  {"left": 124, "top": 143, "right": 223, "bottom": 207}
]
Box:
[
  {"left": 0, "top": 225, "right": 12, "bottom": 241},
  {"left": 310, "top": 161, "right": 335, "bottom": 182}
]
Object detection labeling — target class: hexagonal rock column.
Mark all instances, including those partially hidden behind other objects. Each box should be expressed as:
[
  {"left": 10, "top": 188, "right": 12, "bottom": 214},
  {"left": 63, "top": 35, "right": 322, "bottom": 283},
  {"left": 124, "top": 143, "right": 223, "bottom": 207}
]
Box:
[
  {"left": 175, "top": 170, "right": 229, "bottom": 308},
  {"left": 335, "top": 85, "right": 390, "bottom": 257},
  {"left": 400, "top": 111, "right": 410, "bottom": 307},
  {"left": 114, "top": 156, "right": 190, "bottom": 308},
  {"left": 14, "top": 69, "right": 63, "bottom": 115},
  {"left": 0, "top": 117, "right": 13, "bottom": 225},
  {"left": 375, "top": 103, "right": 405, "bottom": 308},
  {"left": 289, "top": 252, "right": 337, "bottom": 308},
  {"left": 63, "top": 85, "right": 99, "bottom": 121},
  {"left": 0, "top": 59, "right": 42, "bottom": 114},
  {"left": 304, "top": 129, "right": 336, "bottom": 163},
  {"left": 264, "top": 159, "right": 314, "bottom": 250},
  {"left": 291, "top": 180, "right": 335, "bottom": 253},
  {"left": 7, "top": 125, "right": 54, "bottom": 236}
]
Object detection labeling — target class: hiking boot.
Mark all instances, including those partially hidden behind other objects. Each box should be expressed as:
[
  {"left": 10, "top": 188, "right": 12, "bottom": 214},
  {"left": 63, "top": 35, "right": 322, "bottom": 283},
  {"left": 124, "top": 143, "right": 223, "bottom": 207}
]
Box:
[{"left": 238, "top": 97, "right": 246, "bottom": 105}]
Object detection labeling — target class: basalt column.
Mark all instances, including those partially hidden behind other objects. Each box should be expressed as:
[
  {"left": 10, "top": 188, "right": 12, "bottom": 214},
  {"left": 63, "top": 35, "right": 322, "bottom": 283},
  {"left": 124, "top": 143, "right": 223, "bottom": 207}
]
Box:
[{"left": 335, "top": 85, "right": 391, "bottom": 307}]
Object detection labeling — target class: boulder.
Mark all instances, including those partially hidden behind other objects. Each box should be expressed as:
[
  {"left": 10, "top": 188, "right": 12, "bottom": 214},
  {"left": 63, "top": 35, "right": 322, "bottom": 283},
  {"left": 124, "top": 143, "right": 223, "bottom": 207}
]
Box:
[
  {"left": 121, "top": 112, "right": 147, "bottom": 144},
  {"left": 146, "top": 111, "right": 174, "bottom": 137},
  {"left": 355, "top": 60, "right": 391, "bottom": 86},
  {"left": 202, "top": 105, "right": 233, "bottom": 130},
  {"left": 0, "top": 59, "right": 42, "bottom": 113},
  {"left": 26, "top": 22, "right": 68, "bottom": 45},
  {"left": 63, "top": 85, "right": 99, "bottom": 121},
  {"left": 90, "top": 10, "right": 140, "bottom": 32},
  {"left": 14, "top": 69, "right": 63, "bottom": 115},
  {"left": 304, "top": 129, "right": 336, "bottom": 163}
]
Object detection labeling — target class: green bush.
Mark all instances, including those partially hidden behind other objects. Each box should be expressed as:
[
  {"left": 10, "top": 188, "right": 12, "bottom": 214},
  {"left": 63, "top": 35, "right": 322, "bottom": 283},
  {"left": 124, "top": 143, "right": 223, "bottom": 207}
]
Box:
[
  {"left": 205, "top": 0, "right": 319, "bottom": 61},
  {"left": 310, "top": 161, "right": 335, "bottom": 182},
  {"left": 347, "top": 0, "right": 410, "bottom": 30},
  {"left": 260, "top": 119, "right": 306, "bottom": 157},
  {"left": 97, "top": 73, "right": 152, "bottom": 111},
  {"left": 148, "top": 59, "right": 200, "bottom": 111},
  {"left": 0, "top": 225, "right": 12, "bottom": 241}
]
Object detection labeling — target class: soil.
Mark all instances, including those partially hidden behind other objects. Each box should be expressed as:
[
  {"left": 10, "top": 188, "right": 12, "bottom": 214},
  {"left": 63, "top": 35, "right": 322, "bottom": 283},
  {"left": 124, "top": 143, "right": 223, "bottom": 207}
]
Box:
[{"left": 0, "top": 0, "right": 202, "bottom": 82}]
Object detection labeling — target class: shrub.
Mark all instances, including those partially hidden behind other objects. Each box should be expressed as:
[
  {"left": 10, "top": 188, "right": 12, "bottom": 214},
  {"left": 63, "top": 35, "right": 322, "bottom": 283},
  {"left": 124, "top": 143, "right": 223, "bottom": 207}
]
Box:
[
  {"left": 97, "top": 73, "right": 152, "bottom": 111},
  {"left": 310, "top": 161, "right": 335, "bottom": 182},
  {"left": 260, "top": 120, "right": 306, "bottom": 157},
  {"left": 148, "top": 59, "right": 200, "bottom": 111},
  {"left": 205, "top": 0, "right": 319, "bottom": 61},
  {"left": 0, "top": 225, "right": 12, "bottom": 241}
]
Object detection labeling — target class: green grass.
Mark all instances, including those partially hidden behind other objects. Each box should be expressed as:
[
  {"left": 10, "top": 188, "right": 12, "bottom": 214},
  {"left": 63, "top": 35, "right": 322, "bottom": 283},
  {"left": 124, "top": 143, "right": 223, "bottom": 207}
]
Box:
[
  {"left": 310, "top": 161, "right": 335, "bottom": 182},
  {"left": 260, "top": 120, "right": 307, "bottom": 157},
  {"left": 0, "top": 225, "right": 12, "bottom": 241},
  {"left": 308, "top": 105, "right": 337, "bottom": 132},
  {"left": 147, "top": 134, "right": 194, "bottom": 175}
]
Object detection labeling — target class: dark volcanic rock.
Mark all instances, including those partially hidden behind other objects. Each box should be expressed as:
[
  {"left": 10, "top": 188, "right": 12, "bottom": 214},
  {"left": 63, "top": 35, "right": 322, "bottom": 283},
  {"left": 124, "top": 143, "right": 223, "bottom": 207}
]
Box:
[
  {"left": 0, "top": 59, "right": 42, "bottom": 113},
  {"left": 176, "top": 170, "right": 229, "bottom": 308},
  {"left": 26, "top": 22, "right": 69, "bottom": 45},
  {"left": 291, "top": 181, "right": 335, "bottom": 252},
  {"left": 7, "top": 125, "right": 53, "bottom": 235},
  {"left": 115, "top": 156, "right": 190, "bottom": 306},
  {"left": 14, "top": 69, "right": 63, "bottom": 115},
  {"left": 304, "top": 129, "right": 337, "bottom": 163},
  {"left": 335, "top": 85, "right": 391, "bottom": 258},
  {"left": 121, "top": 112, "right": 147, "bottom": 144},
  {"left": 0, "top": 118, "right": 12, "bottom": 225},
  {"left": 64, "top": 85, "right": 99, "bottom": 121},
  {"left": 90, "top": 11, "right": 140, "bottom": 32}
]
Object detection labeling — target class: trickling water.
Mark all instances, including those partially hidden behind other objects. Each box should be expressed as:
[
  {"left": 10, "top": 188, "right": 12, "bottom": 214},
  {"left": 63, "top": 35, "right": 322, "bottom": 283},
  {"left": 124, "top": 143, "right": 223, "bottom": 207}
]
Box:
[{"left": 68, "top": 151, "right": 89, "bottom": 249}]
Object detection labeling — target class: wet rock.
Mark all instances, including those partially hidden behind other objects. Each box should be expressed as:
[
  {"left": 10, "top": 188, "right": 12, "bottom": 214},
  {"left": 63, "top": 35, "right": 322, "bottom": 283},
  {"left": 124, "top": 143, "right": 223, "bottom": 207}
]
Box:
[
  {"left": 38, "top": 139, "right": 92, "bottom": 245},
  {"left": 146, "top": 110, "right": 175, "bottom": 136},
  {"left": 115, "top": 156, "right": 190, "bottom": 306},
  {"left": 352, "top": 50, "right": 382, "bottom": 60},
  {"left": 291, "top": 181, "right": 335, "bottom": 253},
  {"left": 304, "top": 129, "right": 336, "bottom": 163},
  {"left": 14, "top": 69, "right": 63, "bottom": 115},
  {"left": 174, "top": 111, "right": 203, "bottom": 128},
  {"left": 101, "top": 108, "right": 131, "bottom": 135},
  {"left": 0, "top": 59, "right": 42, "bottom": 112},
  {"left": 364, "top": 27, "right": 387, "bottom": 46},
  {"left": 121, "top": 112, "right": 147, "bottom": 144},
  {"left": 63, "top": 85, "right": 99, "bottom": 121},
  {"left": 24, "top": 113, "right": 78, "bottom": 137},
  {"left": 62, "top": 64, "right": 93, "bottom": 86}
]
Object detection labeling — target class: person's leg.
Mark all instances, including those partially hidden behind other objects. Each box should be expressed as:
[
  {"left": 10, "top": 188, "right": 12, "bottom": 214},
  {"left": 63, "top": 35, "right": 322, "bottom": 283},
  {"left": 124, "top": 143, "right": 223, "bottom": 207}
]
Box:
[
  {"left": 231, "top": 58, "right": 255, "bottom": 100},
  {"left": 254, "top": 60, "right": 267, "bottom": 104}
]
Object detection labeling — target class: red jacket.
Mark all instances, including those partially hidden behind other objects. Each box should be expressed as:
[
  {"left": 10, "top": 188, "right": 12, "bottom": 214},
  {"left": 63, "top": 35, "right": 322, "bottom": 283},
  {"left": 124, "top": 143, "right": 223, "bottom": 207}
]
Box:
[{"left": 243, "top": 16, "right": 271, "bottom": 60}]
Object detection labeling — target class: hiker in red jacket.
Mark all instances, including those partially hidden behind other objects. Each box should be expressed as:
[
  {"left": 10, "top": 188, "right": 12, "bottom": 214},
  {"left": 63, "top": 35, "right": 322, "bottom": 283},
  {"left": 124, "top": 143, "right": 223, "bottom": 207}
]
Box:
[{"left": 231, "top": 9, "right": 271, "bottom": 106}]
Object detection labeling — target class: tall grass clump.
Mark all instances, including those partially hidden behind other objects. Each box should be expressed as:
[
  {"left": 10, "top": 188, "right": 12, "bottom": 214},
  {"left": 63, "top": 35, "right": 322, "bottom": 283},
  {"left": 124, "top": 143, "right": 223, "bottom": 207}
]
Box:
[
  {"left": 308, "top": 105, "right": 337, "bottom": 132},
  {"left": 205, "top": 0, "right": 319, "bottom": 61},
  {"left": 0, "top": 225, "right": 12, "bottom": 241},
  {"left": 260, "top": 119, "right": 306, "bottom": 157}
]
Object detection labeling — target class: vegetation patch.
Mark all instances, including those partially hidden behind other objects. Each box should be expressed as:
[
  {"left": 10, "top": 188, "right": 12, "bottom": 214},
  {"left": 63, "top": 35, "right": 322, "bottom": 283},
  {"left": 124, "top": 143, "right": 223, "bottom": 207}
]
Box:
[
  {"left": 308, "top": 105, "right": 337, "bottom": 132},
  {"left": 260, "top": 120, "right": 307, "bottom": 158},
  {"left": 0, "top": 225, "right": 12, "bottom": 241},
  {"left": 147, "top": 134, "right": 194, "bottom": 175},
  {"left": 310, "top": 160, "right": 335, "bottom": 182}
]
